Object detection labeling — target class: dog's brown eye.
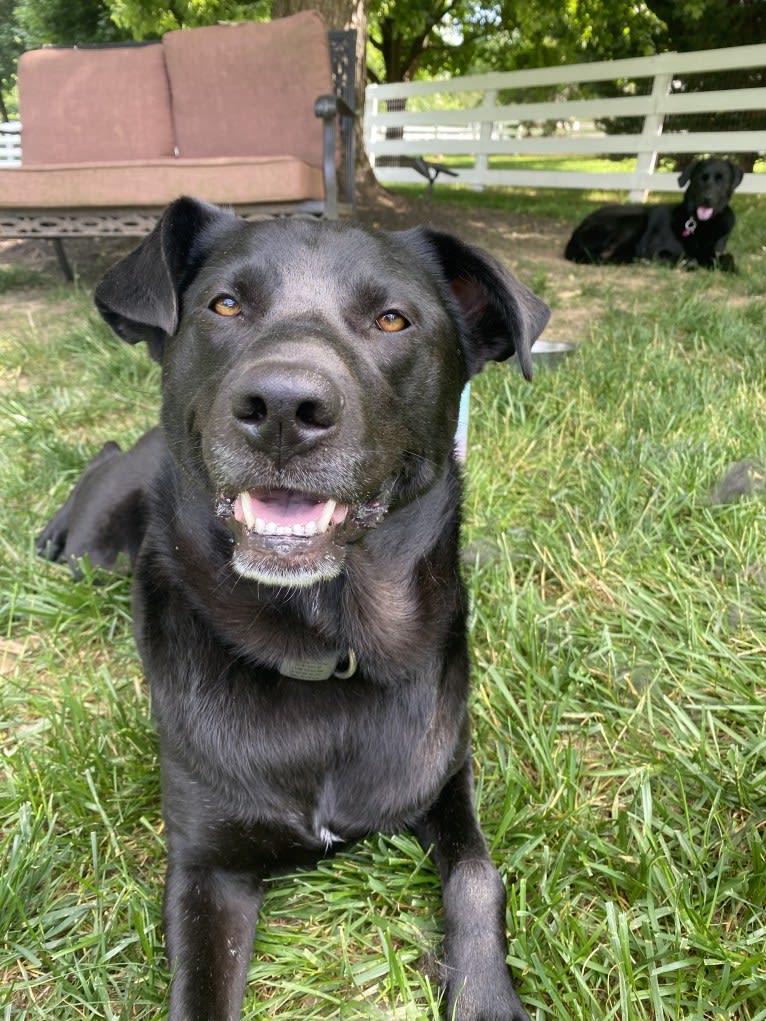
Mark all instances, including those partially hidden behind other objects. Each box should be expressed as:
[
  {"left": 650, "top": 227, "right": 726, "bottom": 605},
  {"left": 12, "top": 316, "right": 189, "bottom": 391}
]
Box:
[
  {"left": 375, "top": 310, "right": 410, "bottom": 333},
  {"left": 211, "top": 295, "right": 241, "bottom": 317}
]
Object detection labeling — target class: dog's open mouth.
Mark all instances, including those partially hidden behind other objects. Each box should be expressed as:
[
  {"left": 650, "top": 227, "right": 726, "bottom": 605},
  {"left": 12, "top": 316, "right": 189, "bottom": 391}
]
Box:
[
  {"left": 217, "top": 488, "right": 387, "bottom": 586},
  {"left": 697, "top": 206, "right": 715, "bottom": 221},
  {"left": 234, "top": 490, "right": 349, "bottom": 538}
]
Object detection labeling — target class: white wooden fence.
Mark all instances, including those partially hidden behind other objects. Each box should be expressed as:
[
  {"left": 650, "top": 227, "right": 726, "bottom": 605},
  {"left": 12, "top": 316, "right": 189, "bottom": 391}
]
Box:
[
  {"left": 364, "top": 43, "right": 766, "bottom": 200},
  {"left": 0, "top": 122, "right": 21, "bottom": 166}
]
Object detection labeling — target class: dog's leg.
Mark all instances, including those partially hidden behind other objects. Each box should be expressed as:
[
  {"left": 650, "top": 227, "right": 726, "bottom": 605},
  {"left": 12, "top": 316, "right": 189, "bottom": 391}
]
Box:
[
  {"left": 714, "top": 252, "right": 737, "bottom": 272},
  {"left": 416, "top": 758, "right": 530, "bottom": 1021},
  {"left": 36, "top": 441, "right": 122, "bottom": 563},
  {"left": 164, "top": 864, "right": 264, "bottom": 1021}
]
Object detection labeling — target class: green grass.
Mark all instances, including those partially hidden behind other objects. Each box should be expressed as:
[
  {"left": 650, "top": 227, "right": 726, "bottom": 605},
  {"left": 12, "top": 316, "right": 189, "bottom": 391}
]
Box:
[
  {"left": 401, "top": 155, "right": 766, "bottom": 176},
  {"left": 1, "top": 197, "right": 765, "bottom": 1019},
  {"left": 391, "top": 184, "right": 766, "bottom": 231},
  {"left": 383, "top": 154, "right": 766, "bottom": 223}
]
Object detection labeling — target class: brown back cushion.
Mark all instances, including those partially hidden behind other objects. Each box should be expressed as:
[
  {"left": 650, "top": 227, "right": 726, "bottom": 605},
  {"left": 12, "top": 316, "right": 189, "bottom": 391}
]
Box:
[
  {"left": 162, "top": 12, "right": 331, "bottom": 165},
  {"left": 18, "top": 44, "right": 175, "bottom": 165}
]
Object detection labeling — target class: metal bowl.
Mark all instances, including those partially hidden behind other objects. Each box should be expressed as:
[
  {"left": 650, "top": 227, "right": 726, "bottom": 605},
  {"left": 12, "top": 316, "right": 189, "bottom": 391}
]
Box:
[{"left": 531, "top": 339, "right": 577, "bottom": 366}]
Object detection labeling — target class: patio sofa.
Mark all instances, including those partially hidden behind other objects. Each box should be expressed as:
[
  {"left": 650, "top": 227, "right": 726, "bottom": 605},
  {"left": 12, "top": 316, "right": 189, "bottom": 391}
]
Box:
[{"left": 0, "top": 11, "right": 355, "bottom": 277}]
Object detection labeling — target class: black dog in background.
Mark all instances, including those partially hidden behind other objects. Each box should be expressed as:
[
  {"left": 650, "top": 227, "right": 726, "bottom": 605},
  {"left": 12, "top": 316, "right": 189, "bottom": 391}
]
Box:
[
  {"left": 564, "top": 157, "right": 743, "bottom": 271},
  {"left": 39, "top": 198, "right": 550, "bottom": 1021}
]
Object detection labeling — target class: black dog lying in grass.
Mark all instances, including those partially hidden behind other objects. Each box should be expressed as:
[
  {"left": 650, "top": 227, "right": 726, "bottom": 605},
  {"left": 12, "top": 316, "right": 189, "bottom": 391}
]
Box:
[
  {"left": 39, "top": 198, "right": 550, "bottom": 1021},
  {"left": 564, "top": 157, "right": 743, "bottom": 272}
]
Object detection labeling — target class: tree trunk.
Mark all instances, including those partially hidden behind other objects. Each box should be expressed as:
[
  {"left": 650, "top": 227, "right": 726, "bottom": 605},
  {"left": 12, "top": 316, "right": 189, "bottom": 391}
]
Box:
[{"left": 272, "top": 0, "right": 360, "bottom": 32}]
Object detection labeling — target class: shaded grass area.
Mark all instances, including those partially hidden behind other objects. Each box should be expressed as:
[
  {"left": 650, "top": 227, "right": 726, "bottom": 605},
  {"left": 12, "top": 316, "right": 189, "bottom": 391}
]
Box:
[
  {"left": 1, "top": 199, "right": 765, "bottom": 1019},
  {"left": 388, "top": 176, "right": 766, "bottom": 244},
  {"left": 415, "top": 155, "right": 766, "bottom": 175}
]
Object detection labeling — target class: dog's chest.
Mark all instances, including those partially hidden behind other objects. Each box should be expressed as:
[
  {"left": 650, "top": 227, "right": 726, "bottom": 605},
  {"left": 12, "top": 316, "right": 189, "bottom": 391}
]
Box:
[{"left": 179, "top": 667, "right": 462, "bottom": 848}]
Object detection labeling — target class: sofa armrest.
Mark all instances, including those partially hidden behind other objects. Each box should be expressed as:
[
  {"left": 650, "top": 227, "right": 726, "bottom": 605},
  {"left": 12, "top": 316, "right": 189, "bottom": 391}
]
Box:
[{"left": 314, "top": 93, "right": 356, "bottom": 220}]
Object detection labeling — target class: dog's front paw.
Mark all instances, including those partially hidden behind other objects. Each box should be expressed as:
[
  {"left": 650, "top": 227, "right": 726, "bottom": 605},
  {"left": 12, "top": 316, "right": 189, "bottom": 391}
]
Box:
[
  {"left": 36, "top": 510, "right": 69, "bottom": 562},
  {"left": 447, "top": 968, "right": 531, "bottom": 1021},
  {"left": 36, "top": 440, "right": 123, "bottom": 566},
  {"left": 715, "top": 252, "right": 737, "bottom": 273}
]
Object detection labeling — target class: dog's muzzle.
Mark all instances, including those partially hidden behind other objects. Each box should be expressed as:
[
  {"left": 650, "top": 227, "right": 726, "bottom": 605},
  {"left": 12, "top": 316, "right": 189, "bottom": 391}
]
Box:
[{"left": 207, "top": 344, "right": 394, "bottom": 585}]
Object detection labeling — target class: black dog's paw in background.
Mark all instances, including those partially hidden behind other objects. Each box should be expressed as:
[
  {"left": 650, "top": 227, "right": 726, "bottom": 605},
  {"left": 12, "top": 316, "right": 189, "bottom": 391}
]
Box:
[
  {"left": 564, "top": 157, "right": 743, "bottom": 272},
  {"left": 36, "top": 427, "right": 165, "bottom": 575}
]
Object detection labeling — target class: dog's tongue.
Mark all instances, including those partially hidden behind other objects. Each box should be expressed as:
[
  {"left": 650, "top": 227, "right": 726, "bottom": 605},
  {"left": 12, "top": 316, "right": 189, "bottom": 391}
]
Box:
[
  {"left": 697, "top": 206, "right": 714, "bottom": 221},
  {"left": 234, "top": 489, "right": 348, "bottom": 535}
]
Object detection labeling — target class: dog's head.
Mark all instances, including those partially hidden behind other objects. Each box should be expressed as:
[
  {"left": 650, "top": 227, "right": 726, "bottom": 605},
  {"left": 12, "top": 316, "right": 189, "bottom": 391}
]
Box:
[
  {"left": 95, "top": 197, "right": 549, "bottom": 586},
  {"left": 679, "top": 158, "right": 743, "bottom": 223}
]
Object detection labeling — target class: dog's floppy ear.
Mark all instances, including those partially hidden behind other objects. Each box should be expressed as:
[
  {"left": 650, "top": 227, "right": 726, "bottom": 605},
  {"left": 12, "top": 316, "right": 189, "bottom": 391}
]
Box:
[
  {"left": 94, "top": 197, "right": 237, "bottom": 361},
  {"left": 678, "top": 160, "right": 699, "bottom": 188},
  {"left": 400, "top": 227, "right": 550, "bottom": 380},
  {"left": 728, "top": 161, "right": 745, "bottom": 191}
]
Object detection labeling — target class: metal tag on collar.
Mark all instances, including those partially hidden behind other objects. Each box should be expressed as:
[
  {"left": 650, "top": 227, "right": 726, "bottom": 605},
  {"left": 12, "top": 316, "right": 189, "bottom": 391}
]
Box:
[
  {"left": 279, "top": 649, "right": 357, "bottom": 681},
  {"left": 683, "top": 216, "right": 697, "bottom": 237}
]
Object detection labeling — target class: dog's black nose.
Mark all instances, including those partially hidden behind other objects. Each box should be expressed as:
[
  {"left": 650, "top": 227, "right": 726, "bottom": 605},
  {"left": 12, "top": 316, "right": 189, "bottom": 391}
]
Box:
[{"left": 230, "top": 364, "right": 342, "bottom": 455}]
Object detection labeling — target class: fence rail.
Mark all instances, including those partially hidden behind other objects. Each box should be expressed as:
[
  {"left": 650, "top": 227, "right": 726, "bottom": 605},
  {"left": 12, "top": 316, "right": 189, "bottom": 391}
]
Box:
[
  {"left": 0, "top": 122, "right": 21, "bottom": 166},
  {"left": 364, "top": 44, "right": 766, "bottom": 199}
]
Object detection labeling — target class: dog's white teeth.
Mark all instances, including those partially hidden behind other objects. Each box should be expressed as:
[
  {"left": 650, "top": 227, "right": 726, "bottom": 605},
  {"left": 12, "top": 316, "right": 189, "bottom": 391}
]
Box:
[
  {"left": 236, "top": 494, "right": 339, "bottom": 538},
  {"left": 240, "top": 490, "right": 257, "bottom": 531},
  {"left": 317, "top": 499, "right": 337, "bottom": 534}
]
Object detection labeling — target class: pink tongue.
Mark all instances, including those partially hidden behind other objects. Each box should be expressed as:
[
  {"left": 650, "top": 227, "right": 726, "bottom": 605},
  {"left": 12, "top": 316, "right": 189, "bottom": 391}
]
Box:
[
  {"left": 697, "top": 206, "right": 714, "bottom": 221},
  {"left": 251, "top": 491, "right": 327, "bottom": 527}
]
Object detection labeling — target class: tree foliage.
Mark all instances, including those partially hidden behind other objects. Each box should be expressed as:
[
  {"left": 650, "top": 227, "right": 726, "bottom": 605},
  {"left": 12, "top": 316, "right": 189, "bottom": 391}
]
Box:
[
  {"left": 2, "top": 0, "right": 763, "bottom": 121},
  {"left": 366, "top": 0, "right": 669, "bottom": 84},
  {"left": 367, "top": 0, "right": 464, "bottom": 83},
  {"left": 0, "top": 0, "right": 22, "bottom": 118},
  {"left": 645, "top": 0, "right": 765, "bottom": 53},
  {"left": 105, "top": 0, "right": 268, "bottom": 39},
  {"left": 14, "top": 0, "right": 128, "bottom": 47},
  {"left": 368, "top": 0, "right": 765, "bottom": 83}
]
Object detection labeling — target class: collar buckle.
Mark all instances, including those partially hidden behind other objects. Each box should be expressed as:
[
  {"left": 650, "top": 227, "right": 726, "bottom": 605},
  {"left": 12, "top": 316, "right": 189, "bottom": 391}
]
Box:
[{"left": 279, "top": 649, "right": 357, "bottom": 681}]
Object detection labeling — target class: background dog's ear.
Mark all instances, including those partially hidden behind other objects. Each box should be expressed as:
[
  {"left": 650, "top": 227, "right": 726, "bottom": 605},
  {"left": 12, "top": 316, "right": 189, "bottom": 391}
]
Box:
[
  {"left": 401, "top": 227, "right": 550, "bottom": 380},
  {"left": 94, "top": 197, "right": 237, "bottom": 362},
  {"left": 678, "top": 161, "right": 699, "bottom": 188},
  {"left": 728, "top": 161, "right": 745, "bottom": 190}
]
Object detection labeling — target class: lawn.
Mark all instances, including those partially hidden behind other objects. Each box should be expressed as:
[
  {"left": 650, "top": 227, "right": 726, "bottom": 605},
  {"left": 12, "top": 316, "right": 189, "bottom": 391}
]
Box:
[{"left": 1, "top": 189, "right": 765, "bottom": 1020}]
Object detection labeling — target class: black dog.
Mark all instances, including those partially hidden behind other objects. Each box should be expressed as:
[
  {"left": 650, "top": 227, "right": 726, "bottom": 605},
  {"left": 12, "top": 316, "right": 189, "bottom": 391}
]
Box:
[
  {"left": 44, "top": 197, "right": 549, "bottom": 1020},
  {"left": 564, "top": 157, "right": 743, "bottom": 271}
]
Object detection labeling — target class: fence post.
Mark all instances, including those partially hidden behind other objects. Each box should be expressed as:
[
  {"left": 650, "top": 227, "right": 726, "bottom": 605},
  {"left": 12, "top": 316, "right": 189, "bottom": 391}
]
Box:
[
  {"left": 363, "top": 92, "right": 378, "bottom": 173},
  {"left": 473, "top": 89, "right": 497, "bottom": 191},
  {"left": 630, "top": 70, "right": 673, "bottom": 201}
]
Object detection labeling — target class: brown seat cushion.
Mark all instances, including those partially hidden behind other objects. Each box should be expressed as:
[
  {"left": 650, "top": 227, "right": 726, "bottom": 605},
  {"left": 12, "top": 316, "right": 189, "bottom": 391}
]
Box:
[
  {"left": 162, "top": 12, "right": 331, "bottom": 167},
  {"left": 18, "top": 44, "right": 175, "bottom": 165},
  {"left": 0, "top": 157, "right": 324, "bottom": 209}
]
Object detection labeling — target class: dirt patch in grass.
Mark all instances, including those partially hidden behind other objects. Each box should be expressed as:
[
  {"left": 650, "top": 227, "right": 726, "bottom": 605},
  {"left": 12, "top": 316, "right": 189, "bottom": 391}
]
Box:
[
  {"left": 1, "top": 193, "right": 591, "bottom": 344},
  {"left": 0, "top": 190, "right": 715, "bottom": 349},
  {"left": 0, "top": 235, "right": 140, "bottom": 288},
  {"left": 374, "top": 196, "right": 614, "bottom": 346},
  {"left": 0, "top": 193, "right": 573, "bottom": 278}
]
